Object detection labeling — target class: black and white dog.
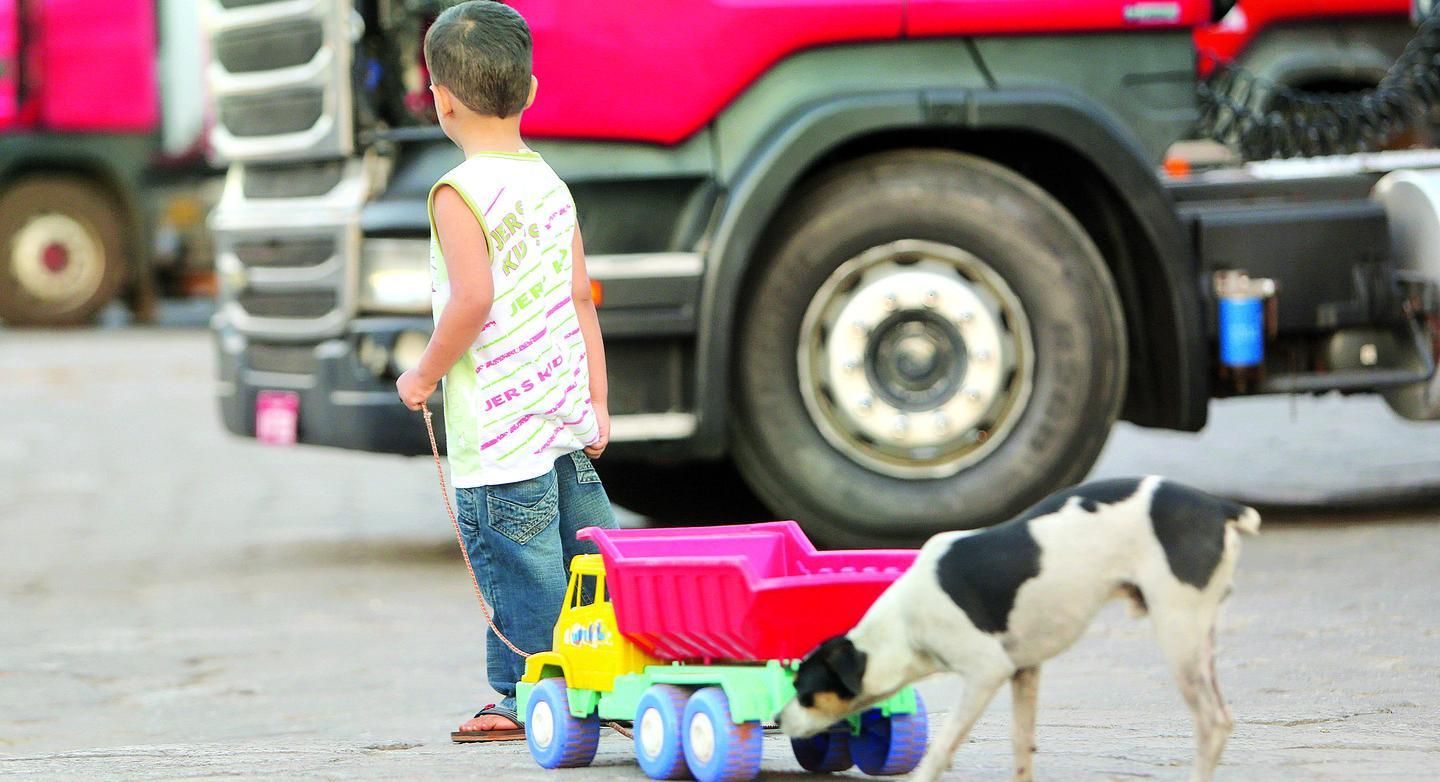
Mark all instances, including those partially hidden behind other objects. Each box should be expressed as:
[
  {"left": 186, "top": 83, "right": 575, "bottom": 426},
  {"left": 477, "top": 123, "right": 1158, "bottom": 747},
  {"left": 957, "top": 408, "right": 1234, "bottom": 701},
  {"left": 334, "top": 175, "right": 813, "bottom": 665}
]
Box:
[{"left": 778, "top": 476, "right": 1260, "bottom": 782}]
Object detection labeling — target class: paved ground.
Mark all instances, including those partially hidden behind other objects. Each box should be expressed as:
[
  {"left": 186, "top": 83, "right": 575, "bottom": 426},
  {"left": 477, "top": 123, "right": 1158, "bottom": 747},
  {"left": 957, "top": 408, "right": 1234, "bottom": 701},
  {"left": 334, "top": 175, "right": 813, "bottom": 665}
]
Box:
[{"left": 2, "top": 325, "right": 1439, "bottom": 780}]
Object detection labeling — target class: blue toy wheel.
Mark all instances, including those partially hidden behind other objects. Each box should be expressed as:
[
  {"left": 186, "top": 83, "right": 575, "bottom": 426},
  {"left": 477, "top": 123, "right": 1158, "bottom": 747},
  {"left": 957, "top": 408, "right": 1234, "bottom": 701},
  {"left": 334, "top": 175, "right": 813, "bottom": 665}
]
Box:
[
  {"left": 851, "top": 692, "right": 928, "bottom": 776},
  {"left": 681, "top": 687, "right": 763, "bottom": 782},
  {"left": 790, "top": 725, "right": 854, "bottom": 772},
  {"left": 525, "top": 677, "right": 600, "bottom": 769},
  {"left": 634, "top": 684, "right": 692, "bottom": 780}
]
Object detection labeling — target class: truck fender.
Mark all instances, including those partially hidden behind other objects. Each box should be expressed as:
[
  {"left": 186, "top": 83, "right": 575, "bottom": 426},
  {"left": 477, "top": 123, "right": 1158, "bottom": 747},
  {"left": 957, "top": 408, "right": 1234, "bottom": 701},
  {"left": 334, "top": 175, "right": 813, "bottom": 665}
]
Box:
[
  {"left": 520, "top": 651, "right": 570, "bottom": 685},
  {"left": 695, "top": 88, "right": 1207, "bottom": 450}
]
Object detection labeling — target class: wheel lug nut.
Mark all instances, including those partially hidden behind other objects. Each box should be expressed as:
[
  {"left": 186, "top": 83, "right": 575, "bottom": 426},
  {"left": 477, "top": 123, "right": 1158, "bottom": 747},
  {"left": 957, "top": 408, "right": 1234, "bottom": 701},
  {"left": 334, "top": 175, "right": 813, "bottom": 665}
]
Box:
[
  {"left": 893, "top": 415, "right": 909, "bottom": 433},
  {"left": 924, "top": 290, "right": 940, "bottom": 307},
  {"left": 934, "top": 413, "right": 949, "bottom": 432},
  {"left": 958, "top": 310, "right": 975, "bottom": 323},
  {"left": 857, "top": 396, "right": 873, "bottom": 412},
  {"left": 853, "top": 320, "right": 870, "bottom": 336},
  {"left": 883, "top": 293, "right": 899, "bottom": 311},
  {"left": 974, "top": 349, "right": 992, "bottom": 363},
  {"left": 964, "top": 387, "right": 983, "bottom": 402},
  {"left": 844, "top": 359, "right": 861, "bottom": 373}
]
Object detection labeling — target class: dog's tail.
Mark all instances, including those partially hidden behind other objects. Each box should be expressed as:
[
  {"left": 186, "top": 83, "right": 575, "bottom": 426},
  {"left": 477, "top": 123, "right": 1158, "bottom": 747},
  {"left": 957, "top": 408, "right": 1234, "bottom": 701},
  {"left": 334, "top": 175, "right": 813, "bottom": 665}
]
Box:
[{"left": 1229, "top": 506, "right": 1262, "bottom": 536}]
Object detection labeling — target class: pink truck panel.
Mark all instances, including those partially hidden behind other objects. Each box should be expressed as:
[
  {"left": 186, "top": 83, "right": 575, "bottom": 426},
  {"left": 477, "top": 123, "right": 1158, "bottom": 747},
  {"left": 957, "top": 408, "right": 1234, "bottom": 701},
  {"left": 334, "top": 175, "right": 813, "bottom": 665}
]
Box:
[
  {"left": 40, "top": 0, "right": 157, "bottom": 132},
  {"left": 513, "top": 1, "right": 1217, "bottom": 145},
  {"left": 0, "top": 1, "right": 16, "bottom": 129},
  {"left": 907, "top": 0, "right": 1211, "bottom": 37},
  {"left": 513, "top": 0, "right": 902, "bottom": 145},
  {"left": 578, "top": 521, "right": 916, "bottom": 662}
]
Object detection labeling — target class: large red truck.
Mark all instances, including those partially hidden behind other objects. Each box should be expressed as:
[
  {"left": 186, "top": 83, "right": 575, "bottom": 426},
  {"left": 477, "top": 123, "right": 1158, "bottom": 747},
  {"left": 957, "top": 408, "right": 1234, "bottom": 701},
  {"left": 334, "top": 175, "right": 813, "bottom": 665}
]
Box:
[
  {"left": 0, "top": 0, "right": 215, "bottom": 326},
  {"left": 206, "top": 0, "right": 1440, "bottom": 546}
]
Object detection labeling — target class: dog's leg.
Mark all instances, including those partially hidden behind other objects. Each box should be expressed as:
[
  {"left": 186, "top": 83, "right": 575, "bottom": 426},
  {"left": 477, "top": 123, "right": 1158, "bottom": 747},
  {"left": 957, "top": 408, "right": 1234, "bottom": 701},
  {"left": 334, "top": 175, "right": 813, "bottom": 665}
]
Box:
[
  {"left": 911, "top": 669, "right": 1009, "bottom": 782},
  {"left": 1153, "top": 602, "right": 1233, "bottom": 782},
  {"left": 1010, "top": 667, "right": 1040, "bottom": 782}
]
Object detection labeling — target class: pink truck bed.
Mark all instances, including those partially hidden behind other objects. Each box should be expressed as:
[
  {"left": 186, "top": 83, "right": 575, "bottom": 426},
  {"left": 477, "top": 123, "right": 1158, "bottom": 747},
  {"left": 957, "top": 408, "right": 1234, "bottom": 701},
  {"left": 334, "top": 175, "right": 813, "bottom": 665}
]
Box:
[{"left": 576, "top": 521, "right": 916, "bottom": 662}]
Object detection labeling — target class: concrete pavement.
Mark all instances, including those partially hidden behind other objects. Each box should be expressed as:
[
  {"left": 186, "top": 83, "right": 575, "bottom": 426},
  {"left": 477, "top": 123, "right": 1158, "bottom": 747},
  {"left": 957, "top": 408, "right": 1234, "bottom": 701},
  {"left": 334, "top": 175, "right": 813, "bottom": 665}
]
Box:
[{"left": 2, "top": 328, "right": 1438, "bottom": 780}]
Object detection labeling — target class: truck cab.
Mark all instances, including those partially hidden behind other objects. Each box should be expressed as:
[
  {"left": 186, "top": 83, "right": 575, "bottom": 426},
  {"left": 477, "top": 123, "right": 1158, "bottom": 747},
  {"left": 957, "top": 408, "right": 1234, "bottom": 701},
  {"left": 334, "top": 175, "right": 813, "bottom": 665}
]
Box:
[{"left": 522, "top": 554, "right": 660, "bottom": 697}]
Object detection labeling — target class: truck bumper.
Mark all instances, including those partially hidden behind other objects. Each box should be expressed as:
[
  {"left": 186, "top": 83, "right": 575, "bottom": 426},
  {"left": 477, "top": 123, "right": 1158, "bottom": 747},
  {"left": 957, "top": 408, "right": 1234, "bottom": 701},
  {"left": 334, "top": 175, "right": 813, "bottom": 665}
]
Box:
[
  {"left": 215, "top": 317, "right": 442, "bottom": 454},
  {"left": 216, "top": 312, "right": 704, "bottom": 459}
]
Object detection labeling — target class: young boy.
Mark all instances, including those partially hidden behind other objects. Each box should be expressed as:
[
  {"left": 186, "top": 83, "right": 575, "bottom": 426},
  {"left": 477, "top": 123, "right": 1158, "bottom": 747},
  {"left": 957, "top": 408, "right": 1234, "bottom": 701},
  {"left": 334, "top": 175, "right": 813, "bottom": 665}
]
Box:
[{"left": 395, "top": 0, "right": 618, "bottom": 742}]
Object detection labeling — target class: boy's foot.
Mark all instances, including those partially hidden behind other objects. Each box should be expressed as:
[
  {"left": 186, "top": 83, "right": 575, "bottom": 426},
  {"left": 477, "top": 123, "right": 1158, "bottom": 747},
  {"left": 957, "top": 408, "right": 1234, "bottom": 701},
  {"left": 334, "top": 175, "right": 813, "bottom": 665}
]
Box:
[{"left": 451, "top": 704, "right": 525, "bottom": 743}]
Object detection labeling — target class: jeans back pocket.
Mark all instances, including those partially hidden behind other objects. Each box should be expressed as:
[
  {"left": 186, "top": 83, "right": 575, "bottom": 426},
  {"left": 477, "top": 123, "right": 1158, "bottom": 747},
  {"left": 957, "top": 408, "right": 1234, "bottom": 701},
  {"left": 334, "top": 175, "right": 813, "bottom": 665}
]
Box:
[
  {"left": 486, "top": 471, "right": 559, "bottom": 546},
  {"left": 569, "top": 451, "right": 602, "bottom": 484}
]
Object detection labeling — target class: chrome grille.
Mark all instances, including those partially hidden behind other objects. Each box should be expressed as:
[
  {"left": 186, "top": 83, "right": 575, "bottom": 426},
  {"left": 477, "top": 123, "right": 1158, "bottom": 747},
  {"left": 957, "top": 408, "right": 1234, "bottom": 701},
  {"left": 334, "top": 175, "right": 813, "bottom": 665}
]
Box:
[
  {"left": 212, "top": 149, "right": 367, "bottom": 343},
  {"left": 220, "top": 89, "right": 325, "bottom": 138},
  {"left": 247, "top": 343, "right": 320, "bottom": 374},
  {"left": 234, "top": 237, "right": 336, "bottom": 269},
  {"left": 239, "top": 290, "right": 338, "bottom": 319},
  {"left": 214, "top": 18, "right": 323, "bottom": 74},
  {"left": 243, "top": 159, "right": 344, "bottom": 198},
  {"left": 205, "top": 0, "right": 354, "bottom": 162}
]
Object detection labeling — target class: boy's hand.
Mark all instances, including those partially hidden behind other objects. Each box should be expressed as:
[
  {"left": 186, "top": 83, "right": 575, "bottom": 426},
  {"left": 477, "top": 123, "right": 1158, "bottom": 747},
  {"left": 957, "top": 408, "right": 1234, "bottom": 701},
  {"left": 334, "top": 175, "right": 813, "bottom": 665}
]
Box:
[
  {"left": 397, "top": 369, "right": 437, "bottom": 411},
  {"left": 585, "top": 403, "right": 610, "bottom": 458}
]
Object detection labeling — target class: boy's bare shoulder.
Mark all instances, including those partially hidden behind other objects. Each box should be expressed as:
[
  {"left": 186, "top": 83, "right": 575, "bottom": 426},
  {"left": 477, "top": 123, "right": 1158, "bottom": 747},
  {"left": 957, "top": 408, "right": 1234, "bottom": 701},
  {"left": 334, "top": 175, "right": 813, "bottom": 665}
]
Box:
[{"left": 432, "top": 185, "right": 487, "bottom": 246}]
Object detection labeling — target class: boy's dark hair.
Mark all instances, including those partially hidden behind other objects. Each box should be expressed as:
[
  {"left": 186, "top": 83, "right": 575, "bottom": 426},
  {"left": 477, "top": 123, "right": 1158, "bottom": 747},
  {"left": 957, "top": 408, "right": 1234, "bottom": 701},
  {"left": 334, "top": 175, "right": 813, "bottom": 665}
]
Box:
[{"left": 424, "top": 1, "right": 532, "bottom": 119}]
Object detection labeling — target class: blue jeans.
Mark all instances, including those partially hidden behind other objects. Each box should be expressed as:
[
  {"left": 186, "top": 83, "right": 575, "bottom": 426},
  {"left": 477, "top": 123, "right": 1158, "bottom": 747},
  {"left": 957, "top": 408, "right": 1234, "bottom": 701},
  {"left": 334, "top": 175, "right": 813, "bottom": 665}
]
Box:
[{"left": 455, "top": 450, "right": 618, "bottom": 718}]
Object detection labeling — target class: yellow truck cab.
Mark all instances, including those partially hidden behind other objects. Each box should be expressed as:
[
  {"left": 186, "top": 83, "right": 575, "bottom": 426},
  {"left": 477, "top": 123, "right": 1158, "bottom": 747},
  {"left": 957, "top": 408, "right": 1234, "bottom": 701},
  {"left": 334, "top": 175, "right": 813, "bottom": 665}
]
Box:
[{"left": 520, "top": 554, "right": 659, "bottom": 695}]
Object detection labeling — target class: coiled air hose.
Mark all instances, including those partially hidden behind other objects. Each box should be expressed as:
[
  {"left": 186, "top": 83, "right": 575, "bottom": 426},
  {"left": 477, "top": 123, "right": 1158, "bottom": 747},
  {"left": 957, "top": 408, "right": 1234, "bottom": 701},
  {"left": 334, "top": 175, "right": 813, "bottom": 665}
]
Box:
[{"left": 1198, "top": 5, "right": 1440, "bottom": 160}]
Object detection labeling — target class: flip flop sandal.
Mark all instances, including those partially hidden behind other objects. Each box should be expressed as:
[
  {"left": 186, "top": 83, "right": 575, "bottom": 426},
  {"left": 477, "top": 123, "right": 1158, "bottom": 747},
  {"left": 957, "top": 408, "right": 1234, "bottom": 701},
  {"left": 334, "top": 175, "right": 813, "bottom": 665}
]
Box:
[{"left": 451, "top": 704, "right": 526, "bottom": 743}]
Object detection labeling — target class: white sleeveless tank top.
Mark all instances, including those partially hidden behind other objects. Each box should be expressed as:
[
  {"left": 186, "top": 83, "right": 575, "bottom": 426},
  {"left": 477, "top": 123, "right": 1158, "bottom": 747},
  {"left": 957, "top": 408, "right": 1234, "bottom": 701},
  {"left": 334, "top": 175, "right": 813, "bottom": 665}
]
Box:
[{"left": 428, "top": 150, "right": 597, "bottom": 487}]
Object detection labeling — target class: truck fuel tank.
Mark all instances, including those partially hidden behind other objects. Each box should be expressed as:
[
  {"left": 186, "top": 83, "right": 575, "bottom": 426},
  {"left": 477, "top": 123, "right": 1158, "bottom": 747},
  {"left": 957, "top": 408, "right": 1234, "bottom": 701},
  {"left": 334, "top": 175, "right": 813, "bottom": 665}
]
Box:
[{"left": 1371, "top": 169, "right": 1440, "bottom": 419}]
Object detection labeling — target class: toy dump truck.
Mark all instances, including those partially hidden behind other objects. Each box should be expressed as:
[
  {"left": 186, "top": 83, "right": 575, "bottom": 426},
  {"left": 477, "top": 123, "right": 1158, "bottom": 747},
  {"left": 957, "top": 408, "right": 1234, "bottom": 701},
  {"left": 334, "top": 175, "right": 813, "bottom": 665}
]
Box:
[{"left": 515, "top": 521, "right": 926, "bottom": 782}]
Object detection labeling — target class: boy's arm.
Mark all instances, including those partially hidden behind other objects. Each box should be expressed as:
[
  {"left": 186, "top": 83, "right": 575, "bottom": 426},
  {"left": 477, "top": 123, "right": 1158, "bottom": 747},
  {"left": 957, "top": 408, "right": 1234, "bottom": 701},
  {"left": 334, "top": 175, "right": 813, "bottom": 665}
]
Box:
[
  {"left": 396, "top": 185, "right": 494, "bottom": 410},
  {"left": 571, "top": 225, "right": 610, "bottom": 457}
]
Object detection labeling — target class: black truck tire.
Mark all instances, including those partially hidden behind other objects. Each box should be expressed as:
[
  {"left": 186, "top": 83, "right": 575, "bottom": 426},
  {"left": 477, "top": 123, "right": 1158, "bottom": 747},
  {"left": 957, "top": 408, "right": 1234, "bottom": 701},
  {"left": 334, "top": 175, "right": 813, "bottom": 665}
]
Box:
[
  {"left": 597, "top": 459, "right": 772, "bottom": 525},
  {"left": 0, "top": 177, "right": 127, "bottom": 327},
  {"left": 732, "top": 150, "right": 1128, "bottom": 547}
]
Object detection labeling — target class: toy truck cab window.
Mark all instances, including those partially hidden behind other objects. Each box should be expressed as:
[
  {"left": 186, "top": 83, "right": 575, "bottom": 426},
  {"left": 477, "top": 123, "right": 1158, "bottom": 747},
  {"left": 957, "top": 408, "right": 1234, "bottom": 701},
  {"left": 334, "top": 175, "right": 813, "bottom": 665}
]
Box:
[{"left": 569, "top": 573, "right": 601, "bottom": 609}]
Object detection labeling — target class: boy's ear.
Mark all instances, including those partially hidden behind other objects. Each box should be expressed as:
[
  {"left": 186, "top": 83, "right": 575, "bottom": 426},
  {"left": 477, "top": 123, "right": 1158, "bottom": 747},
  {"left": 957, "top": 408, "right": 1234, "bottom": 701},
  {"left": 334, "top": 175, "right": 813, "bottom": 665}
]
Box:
[
  {"left": 432, "top": 83, "right": 455, "bottom": 118},
  {"left": 524, "top": 76, "right": 538, "bottom": 111}
]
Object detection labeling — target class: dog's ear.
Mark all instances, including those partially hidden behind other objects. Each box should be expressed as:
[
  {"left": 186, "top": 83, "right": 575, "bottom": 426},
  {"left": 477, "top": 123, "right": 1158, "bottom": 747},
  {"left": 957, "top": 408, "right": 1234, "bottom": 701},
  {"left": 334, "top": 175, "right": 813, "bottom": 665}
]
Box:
[{"left": 822, "top": 637, "right": 868, "bottom": 696}]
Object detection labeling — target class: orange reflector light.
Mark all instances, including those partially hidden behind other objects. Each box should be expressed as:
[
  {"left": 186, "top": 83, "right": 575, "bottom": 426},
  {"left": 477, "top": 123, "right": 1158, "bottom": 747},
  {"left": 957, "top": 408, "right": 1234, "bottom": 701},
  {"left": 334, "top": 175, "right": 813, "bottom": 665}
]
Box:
[
  {"left": 1163, "top": 156, "right": 1192, "bottom": 177},
  {"left": 591, "top": 279, "right": 604, "bottom": 308},
  {"left": 183, "top": 271, "right": 218, "bottom": 298}
]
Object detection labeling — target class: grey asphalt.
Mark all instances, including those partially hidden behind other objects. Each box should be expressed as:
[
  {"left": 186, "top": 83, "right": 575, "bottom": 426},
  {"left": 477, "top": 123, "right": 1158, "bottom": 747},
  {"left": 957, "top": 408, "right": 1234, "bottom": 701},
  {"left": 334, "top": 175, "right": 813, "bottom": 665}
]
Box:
[{"left": 2, "top": 325, "right": 1438, "bottom": 780}]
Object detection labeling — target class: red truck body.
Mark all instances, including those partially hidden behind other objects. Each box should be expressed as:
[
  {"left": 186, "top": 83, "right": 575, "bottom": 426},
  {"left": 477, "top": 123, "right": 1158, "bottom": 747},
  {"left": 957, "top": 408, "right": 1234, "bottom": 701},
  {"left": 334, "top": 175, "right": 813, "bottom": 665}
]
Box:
[
  {"left": 0, "top": 0, "right": 157, "bottom": 132},
  {"left": 510, "top": 0, "right": 1405, "bottom": 145},
  {"left": 516, "top": 0, "right": 1210, "bottom": 144}
]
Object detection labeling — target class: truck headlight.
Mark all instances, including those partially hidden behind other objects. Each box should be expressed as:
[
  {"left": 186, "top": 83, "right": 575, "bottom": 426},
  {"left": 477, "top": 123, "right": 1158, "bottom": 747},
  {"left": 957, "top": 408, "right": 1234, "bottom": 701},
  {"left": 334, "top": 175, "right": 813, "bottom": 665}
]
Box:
[
  {"left": 391, "top": 330, "right": 428, "bottom": 374},
  {"left": 359, "top": 238, "right": 430, "bottom": 314}
]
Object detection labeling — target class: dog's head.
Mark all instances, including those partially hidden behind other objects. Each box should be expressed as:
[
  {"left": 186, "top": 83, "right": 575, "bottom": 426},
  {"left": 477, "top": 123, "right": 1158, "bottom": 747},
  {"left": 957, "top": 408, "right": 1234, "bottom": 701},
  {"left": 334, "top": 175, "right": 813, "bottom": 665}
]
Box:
[{"left": 777, "top": 635, "right": 869, "bottom": 738}]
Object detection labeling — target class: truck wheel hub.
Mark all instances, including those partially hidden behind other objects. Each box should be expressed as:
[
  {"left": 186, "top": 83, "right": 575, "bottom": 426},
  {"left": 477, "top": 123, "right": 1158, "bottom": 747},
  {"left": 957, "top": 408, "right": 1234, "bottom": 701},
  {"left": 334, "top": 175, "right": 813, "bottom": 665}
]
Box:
[
  {"left": 688, "top": 712, "right": 715, "bottom": 764},
  {"left": 42, "top": 243, "right": 70, "bottom": 273},
  {"left": 530, "top": 701, "right": 554, "bottom": 748},
  {"left": 639, "top": 707, "right": 664, "bottom": 757},
  {"left": 870, "top": 313, "right": 964, "bottom": 407},
  {"left": 798, "top": 240, "right": 1034, "bottom": 479},
  {"left": 11, "top": 214, "right": 104, "bottom": 305}
]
